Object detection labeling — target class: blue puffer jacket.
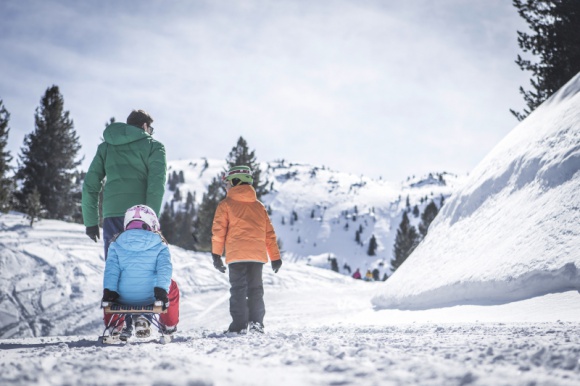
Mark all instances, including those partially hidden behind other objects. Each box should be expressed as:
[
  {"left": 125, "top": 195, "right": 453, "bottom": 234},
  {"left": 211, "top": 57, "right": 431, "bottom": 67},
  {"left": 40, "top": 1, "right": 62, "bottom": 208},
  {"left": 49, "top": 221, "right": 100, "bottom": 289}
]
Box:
[{"left": 103, "top": 229, "right": 172, "bottom": 306}]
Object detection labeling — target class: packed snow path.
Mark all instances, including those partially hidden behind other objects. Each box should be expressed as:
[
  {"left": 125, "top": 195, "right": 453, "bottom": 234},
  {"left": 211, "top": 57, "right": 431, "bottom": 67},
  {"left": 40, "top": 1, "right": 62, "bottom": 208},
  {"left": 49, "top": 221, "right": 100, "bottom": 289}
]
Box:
[{"left": 2, "top": 322, "right": 580, "bottom": 385}]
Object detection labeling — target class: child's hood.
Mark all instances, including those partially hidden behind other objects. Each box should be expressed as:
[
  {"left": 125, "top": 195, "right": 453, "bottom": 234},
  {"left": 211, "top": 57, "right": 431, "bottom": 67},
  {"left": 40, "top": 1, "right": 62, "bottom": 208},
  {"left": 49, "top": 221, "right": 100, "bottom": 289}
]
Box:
[{"left": 115, "top": 229, "right": 164, "bottom": 251}]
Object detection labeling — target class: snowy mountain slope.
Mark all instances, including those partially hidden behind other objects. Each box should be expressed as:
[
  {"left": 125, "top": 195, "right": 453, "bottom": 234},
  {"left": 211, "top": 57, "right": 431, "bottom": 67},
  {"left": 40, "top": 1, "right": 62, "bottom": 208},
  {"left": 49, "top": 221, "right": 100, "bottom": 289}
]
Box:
[
  {"left": 164, "top": 159, "right": 462, "bottom": 280},
  {"left": 4, "top": 77, "right": 580, "bottom": 385},
  {"left": 3, "top": 198, "right": 580, "bottom": 385},
  {"left": 2, "top": 217, "right": 580, "bottom": 386},
  {"left": 373, "top": 73, "right": 580, "bottom": 310}
]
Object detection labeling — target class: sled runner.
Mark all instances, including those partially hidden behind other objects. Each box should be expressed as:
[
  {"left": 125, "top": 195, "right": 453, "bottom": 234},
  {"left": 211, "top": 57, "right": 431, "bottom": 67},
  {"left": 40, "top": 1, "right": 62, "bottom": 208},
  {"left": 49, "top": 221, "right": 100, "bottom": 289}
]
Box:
[{"left": 99, "top": 301, "right": 171, "bottom": 345}]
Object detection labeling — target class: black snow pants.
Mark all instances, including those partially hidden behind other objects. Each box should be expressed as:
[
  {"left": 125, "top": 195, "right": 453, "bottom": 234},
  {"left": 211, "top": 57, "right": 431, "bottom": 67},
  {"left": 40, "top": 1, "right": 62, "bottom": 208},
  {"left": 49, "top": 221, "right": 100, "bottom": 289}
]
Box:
[{"left": 228, "top": 262, "right": 265, "bottom": 332}]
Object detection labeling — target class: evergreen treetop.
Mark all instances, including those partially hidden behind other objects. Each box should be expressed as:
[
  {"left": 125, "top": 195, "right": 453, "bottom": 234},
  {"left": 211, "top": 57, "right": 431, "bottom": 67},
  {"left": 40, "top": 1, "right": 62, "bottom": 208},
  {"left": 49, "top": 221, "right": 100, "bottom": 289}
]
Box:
[
  {"left": 418, "top": 200, "right": 439, "bottom": 237},
  {"left": 391, "top": 211, "right": 419, "bottom": 272},
  {"left": 16, "top": 86, "right": 82, "bottom": 220},
  {"left": 511, "top": 0, "right": 580, "bottom": 120}
]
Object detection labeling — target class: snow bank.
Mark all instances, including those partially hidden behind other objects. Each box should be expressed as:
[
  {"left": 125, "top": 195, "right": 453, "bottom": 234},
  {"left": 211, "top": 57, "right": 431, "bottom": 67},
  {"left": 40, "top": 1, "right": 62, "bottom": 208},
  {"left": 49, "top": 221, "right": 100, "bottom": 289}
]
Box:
[{"left": 373, "top": 73, "right": 580, "bottom": 309}]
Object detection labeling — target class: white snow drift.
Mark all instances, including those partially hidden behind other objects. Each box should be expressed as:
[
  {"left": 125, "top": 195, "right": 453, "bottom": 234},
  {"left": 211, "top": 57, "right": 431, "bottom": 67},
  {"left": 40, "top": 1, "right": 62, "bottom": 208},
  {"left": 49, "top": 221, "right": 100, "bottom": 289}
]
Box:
[{"left": 373, "top": 73, "right": 580, "bottom": 310}]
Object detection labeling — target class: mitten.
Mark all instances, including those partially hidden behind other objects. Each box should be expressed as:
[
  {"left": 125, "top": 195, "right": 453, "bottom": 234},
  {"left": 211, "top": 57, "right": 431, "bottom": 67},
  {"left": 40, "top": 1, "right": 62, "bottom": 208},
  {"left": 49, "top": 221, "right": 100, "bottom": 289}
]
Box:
[
  {"left": 154, "top": 287, "right": 170, "bottom": 310},
  {"left": 212, "top": 253, "right": 226, "bottom": 273},
  {"left": 102, "top": 288, "right": 119, "bottom": 303},
  {"left": 86, "top": 225, "right": 100, "bottom": 242},
  {"left": 272, "top": 259, "right": 283, "bottom": 273}
]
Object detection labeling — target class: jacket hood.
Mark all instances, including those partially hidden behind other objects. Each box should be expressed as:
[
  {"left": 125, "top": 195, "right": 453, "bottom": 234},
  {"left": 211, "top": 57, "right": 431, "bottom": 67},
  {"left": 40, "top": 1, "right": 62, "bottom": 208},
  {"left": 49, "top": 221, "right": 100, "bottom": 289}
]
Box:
[
  {"left": 227, "top": 184, "right": 257, "bottom": 202},
  {"left": 103, "top": 122, "right": 150, "bottom": 146},
  {"left": 115, "top": 229, "right": 164, "bottom": 251}
]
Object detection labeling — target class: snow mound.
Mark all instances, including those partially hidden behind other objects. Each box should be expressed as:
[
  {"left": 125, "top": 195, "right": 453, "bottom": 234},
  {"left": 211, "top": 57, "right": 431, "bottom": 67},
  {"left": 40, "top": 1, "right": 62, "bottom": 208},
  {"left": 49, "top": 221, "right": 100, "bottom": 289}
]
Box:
[{"left": 373, "top": 73, "right": 580, "bottom": 310}]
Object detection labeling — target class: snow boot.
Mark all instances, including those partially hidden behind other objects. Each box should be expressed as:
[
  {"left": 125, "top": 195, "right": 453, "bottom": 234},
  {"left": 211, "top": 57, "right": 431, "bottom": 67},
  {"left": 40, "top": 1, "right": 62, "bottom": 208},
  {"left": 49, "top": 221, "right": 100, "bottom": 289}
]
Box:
[
  {"left": 102, "top": 324, "right": 124, "bottom": 344},
  {"left": 159, "top": 325, "right": 177, "bottom": 344},
  {"left": 135, "top": 316, "right": 151, "bottom": 338},
  {"left": 248, "top": 321, "right": 264, "bottom": 334},
  {"left": 120, "top": 325, "right": 133, "bottom": 341}
]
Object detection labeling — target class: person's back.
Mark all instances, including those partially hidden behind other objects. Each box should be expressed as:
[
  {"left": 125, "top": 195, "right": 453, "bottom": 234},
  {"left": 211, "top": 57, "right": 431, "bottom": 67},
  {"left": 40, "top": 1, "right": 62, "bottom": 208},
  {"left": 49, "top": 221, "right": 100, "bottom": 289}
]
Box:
[
  {"left": 214, "top": 184, "right": 278, "bottom": 264},
  {"left": 98, "top": 123, "right": 165, "bottom": 220},
  {"left": 82, "top": 109, "right": 166, "bottom": 259},
  {"left": 105, "top": 229, "right": 170, "bottom": 306},
  {"left": 211, "top": 165, "right": 282, "bottom": 334}
]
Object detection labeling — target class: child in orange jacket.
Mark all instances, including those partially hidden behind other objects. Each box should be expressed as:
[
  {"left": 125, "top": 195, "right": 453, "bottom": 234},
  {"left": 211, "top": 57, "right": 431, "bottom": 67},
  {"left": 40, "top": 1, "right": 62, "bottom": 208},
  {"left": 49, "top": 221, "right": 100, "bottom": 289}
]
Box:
[{"left": 211, "top": 165, "right": 282, "bottom": 334}]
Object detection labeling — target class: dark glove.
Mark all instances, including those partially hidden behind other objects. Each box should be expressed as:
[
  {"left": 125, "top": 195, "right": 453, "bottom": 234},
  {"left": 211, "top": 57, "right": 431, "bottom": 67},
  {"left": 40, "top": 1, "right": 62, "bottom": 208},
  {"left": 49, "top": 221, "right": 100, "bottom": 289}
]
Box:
[
  {"left": 86, "top": 225, "right": 100, "bottom": 242},
  {"left": 272, "top": 259, "right": 283, "bottom": 273},
  {"left": 102, "top": 288, "right": 119, "bottom": 303},
  {"left": 212, "top": 253, "right": 226, "bottom": 273},
  {"left": 154, "top": 287, "right": 170, "bottom": 310}
]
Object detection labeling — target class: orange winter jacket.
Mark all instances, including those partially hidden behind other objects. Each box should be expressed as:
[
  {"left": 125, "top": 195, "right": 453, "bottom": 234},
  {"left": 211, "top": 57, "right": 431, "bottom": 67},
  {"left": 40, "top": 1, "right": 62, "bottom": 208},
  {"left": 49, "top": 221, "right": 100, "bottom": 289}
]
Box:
[{"left": 212, "top": 184, "right": 281, "bottom": 264}]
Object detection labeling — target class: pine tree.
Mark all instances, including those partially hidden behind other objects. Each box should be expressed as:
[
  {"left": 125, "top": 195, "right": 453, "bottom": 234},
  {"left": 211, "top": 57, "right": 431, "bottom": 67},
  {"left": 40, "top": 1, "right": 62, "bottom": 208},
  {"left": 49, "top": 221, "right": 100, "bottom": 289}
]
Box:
[
  {"left": 391, "top": 212, "right": 419, "bottom": 271},
  {"left": 173, "top": 187, "right": 182, "bottom": 202},
  {"left": 26, "top": 187, "right": 42, "bottom": 226},
  {"left": 224, "top": 136, "right": 268, "bottom": 199},
  {"left": 511, "top": 0, "right": 580, "bottom": 120},
  {"left": 418, "top": 200, "right": 439, "bottom": 237},
  {"left": 367, "top": 234, "right": 378, "bottom": 256},
  {"left": 192, "top": 176, "right": 223, "bottom": 251},
  {"left": 412, "top": 205, "right": 420, "bottom": 218},
  {"left": 172, "top": 210, "right": 196, "bottom": 250},
  {"left": 329, "top": 256, "right": 339, "bottom": 272},
  {"left": 16, "top": 86, "right": 82, "bottom": 220},
  {"left": 159, "top": 203, "right": 176, "bottom": 242},
  {"left": 0, "top": 100, "right": 14, "bottom": 212}
]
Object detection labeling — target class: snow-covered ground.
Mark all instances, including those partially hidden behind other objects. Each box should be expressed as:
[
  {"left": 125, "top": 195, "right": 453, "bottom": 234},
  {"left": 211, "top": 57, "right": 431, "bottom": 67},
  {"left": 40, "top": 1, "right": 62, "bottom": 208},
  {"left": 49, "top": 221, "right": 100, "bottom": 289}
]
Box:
[
  {"left": 1, "top": 209, "right": 580, "bottom": 384},
  {"left": 1, "top": 73, "right": 580, "bottom": 384},
  {"left": 372, "top": 73, "right": 580, "bottom": 311}
]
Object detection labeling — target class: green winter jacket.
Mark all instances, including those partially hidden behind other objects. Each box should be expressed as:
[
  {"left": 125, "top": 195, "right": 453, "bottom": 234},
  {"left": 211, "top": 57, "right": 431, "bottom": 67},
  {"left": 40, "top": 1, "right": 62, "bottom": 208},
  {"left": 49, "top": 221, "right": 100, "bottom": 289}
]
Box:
[{"left": 82, "top": 122, "right": 167, "bottom": 227}]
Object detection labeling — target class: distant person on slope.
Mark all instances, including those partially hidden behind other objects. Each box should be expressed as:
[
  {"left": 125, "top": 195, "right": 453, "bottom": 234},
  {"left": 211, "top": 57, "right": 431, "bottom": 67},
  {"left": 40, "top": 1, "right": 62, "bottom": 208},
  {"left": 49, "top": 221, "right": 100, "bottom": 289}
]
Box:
[
  {"left": 365, "top": 269, "right": 373, "bottom": 281},
  {"left": 82, "top": 109, "right": 167, "bottom": 259},
  {"left": 211, "top": 166, "right": 282, "bottom": 334},
  {"left": 352, "top": 268, "right": 362, "bottom": 280},
  {"left": 102, "top": 205, "right": 180, "bottom": 341}
]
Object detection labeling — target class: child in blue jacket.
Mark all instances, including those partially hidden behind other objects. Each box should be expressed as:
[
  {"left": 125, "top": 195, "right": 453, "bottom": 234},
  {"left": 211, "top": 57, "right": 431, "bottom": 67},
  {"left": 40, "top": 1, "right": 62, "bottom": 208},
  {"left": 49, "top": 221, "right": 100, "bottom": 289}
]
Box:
[{"left": 102, "top": 204, "right": 180, "bottom": 340}]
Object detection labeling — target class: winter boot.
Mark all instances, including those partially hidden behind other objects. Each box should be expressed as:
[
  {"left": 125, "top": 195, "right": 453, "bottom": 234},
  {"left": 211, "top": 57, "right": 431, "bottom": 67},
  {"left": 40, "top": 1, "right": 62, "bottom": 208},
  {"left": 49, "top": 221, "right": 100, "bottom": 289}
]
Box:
[
  {"left": 159, "top": 325, "right": 177, "bottom": 344},
  {"left": 135, "top": 316, "right": 151, "bottom": 338},
  {"left": 102, "top": 323, "right": 124, "bottom": 344},
  {"left": 120, "top": 323, "right": 133, "bottom": 341},
  {"left": 248, "top": 321, "right": 264, "bottom": 334}
]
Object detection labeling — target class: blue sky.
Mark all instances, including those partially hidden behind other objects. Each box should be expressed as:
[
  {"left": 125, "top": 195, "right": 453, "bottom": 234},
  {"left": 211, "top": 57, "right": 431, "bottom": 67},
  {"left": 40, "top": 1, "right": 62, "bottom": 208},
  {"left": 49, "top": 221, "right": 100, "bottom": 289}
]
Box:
[{"left": 0, "top": 0, "right": 530, "bottom": 182}]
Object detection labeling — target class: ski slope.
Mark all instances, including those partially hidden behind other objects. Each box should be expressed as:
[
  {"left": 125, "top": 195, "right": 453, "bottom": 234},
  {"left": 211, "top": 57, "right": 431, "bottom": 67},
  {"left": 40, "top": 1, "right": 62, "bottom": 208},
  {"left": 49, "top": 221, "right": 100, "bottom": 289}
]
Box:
[{"left": 1, "top": 211, "right": 580, "bottom": 385}]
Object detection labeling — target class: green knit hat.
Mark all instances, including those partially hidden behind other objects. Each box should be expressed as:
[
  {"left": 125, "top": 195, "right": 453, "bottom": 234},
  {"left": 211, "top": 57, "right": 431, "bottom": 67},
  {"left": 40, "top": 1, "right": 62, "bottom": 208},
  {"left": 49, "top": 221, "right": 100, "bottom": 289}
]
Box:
[{"left": 223, "top": 165, "right": 253, "bottom": 185}]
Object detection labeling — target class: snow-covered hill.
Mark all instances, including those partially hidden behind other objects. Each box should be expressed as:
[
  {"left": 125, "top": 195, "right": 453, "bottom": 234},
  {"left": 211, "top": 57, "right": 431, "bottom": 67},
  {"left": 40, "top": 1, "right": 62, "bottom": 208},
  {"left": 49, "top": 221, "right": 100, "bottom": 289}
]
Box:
[
  {"left": 2, "top": 211, "right": 580, "bottom": 385},
  {"left": 164, "top": 159, "right": 462, "bottom": 280},
  {"left": 373, "top": 73, "right": 580, "bottom": 310}
]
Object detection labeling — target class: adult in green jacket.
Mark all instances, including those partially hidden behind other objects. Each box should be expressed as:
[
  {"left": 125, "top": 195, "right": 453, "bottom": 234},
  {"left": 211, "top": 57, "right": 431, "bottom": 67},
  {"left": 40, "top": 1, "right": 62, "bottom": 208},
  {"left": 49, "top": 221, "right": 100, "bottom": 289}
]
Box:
[{"left": 82, "top": 109, "right": 167, "bottom": 259}]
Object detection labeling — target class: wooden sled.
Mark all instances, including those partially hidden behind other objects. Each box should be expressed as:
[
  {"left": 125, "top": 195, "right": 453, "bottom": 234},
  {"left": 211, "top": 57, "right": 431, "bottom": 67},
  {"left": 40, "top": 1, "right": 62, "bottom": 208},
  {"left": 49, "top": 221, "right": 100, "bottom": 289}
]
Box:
[
  {"left": 103, "top": 301, "right": 167, "bottom": 314},
  {"left": 100, "top": 301, "right": 167, "bottom": 344}
]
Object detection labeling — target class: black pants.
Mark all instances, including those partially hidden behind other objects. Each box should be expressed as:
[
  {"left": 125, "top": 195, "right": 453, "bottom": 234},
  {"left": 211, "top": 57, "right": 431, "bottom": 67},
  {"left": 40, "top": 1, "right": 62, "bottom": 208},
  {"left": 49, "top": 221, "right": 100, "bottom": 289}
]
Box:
[
  {"left": 228, "top": 262, "right": 265, "bottom": 332},
  {"left": 103, "top": 216, "right": 124, "bottom": 260}
]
